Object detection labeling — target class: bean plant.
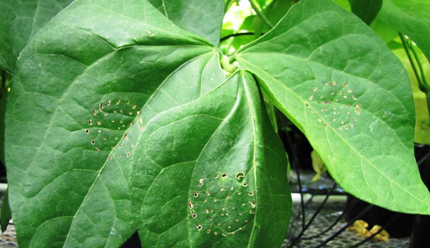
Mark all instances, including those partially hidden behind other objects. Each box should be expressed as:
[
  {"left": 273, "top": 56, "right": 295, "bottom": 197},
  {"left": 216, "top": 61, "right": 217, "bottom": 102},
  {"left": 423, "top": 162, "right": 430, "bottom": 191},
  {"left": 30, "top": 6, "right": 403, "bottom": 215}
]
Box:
[{"left": 0, "top": 0, "right": 429, "bottom": 247}]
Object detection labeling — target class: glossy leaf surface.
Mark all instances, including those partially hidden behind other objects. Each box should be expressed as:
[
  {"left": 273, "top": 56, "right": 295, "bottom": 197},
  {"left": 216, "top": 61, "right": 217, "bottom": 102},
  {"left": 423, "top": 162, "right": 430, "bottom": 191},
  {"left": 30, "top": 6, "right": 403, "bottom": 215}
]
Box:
[
  {"left": 378, "top": 0, "right": 430, "bottom": 62},
  {"left": 237, "top": 0, "right": 430, "bottom": 214},
  {"left": 147, "top": 0, "right": 224, "bottom": 46},
  {"left": 4, "top": 0, "right": 218, "bottom": 247},
  {"left": 131, "top": 72, "right": 291, "bottom": 247},
  {"left": 0, "top": 0, "right": 75, "bottom": 71}
]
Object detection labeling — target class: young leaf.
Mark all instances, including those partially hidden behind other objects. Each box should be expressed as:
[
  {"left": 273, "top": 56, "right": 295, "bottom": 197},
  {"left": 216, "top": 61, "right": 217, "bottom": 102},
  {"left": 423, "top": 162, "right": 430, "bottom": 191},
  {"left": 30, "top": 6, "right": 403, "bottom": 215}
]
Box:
[
  {"left": 4, "top": 0, "right": 219, "bottom": 247},
  {"left": 237, "top": 0, "right": 430, "bottom": 214},
  {"left": 348, "top": 0, "right": 382, "bottom": 25},
  {"left": 131, "top": 72, "right": 291, "bottom": 247},
  {"left": 147, "top": 0, "right": 224, "bottom": 47},
  {"left": 378, "top": 0, "right": 430, "bottom": 62}
]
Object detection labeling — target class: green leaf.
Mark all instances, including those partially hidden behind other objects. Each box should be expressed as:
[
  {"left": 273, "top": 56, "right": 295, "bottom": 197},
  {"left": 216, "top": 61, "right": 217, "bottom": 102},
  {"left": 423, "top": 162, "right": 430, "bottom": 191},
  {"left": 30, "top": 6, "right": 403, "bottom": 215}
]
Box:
[
  {"left": 0, "top": 188, "right": 11, "bottom": 233},
  {"left": 4, "top": 0, "right": 219, "bottom": 247},
  {"left": 253, "top": 0, "right": 295, "bottom": 35},
  {"left": 131, "top": 72, "right": 291, "bottom": 247},
  {"left": 378, "top": 0, "right": 430, "bottom": 62},
  {"left": 0, "top": 0, "right": 75, "bottom": 71},
  {"left": 348, "top": 0, "right": 382, "bottom": 25},
  {"left": 237, "top": 0, "right": 430, "bottom": 214},
  {"left": 147, "top": 0, "right": 224, "bottom": 47}
]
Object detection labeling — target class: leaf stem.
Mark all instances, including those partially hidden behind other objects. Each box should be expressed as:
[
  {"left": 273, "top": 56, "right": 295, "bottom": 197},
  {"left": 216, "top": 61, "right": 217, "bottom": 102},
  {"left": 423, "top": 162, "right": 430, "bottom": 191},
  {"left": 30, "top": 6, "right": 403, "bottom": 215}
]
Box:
[
  {"left": 249, "top": 0, "right": 274, "bottom": 29},
  {"left": 408, "top": 40, "right": 429, "bottom": 90},
  {"left": 220, "top": 32, "right": 255, "bottom": 42},
  {"left": 399, "top": 33, "right": 424, "bottom": 91}
]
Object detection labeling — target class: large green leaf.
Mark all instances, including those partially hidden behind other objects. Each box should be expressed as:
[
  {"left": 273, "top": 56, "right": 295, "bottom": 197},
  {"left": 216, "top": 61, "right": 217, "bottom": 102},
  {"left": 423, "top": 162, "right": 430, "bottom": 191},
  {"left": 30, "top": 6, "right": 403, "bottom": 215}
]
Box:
[
  {"left": 237, "top": 0, "right": 430, "bottom": 214},
  {"left": 4, "top": 0, "right": 220, "bottom": 247},
  {"left": 131, "top": 72, "right": 291, "bottom": 247},
  {"left": 0, "top": 0, "right": 75, "bottom": 71},
  {"left": 147, "top": 0, "right": 224, "bottom": 47},
  {"left": 378, "top": 0, "right": 430, "bottom": 62}
]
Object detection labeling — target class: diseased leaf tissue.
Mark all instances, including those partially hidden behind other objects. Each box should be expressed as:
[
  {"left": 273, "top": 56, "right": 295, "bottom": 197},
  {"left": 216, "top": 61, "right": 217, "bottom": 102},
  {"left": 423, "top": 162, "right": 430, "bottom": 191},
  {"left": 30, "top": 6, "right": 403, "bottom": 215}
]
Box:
[{"left": 0, "top": 0, "right": 429, "bottom": 247}]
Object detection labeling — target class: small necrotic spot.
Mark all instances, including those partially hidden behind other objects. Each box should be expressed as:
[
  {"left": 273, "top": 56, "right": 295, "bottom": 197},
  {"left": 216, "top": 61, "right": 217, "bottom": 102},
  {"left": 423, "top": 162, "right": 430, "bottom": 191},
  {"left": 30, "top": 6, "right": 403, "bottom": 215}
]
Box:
[
  {"left": 205, "top": 209, "right": 209, "bottom": 214},
  {"left": 248, "top": 192, "right": 254, "bottom": 196},
  {"left": 120, "top": 109, "right": 123, "bottom": 114},
  {"left": 196, "top": 225, "right": 202, "bottom": 231},
  {"left": 99, "top": 103, "right": 103, "bottom": 111},
  {"left": 95, "top": 147, "right": 100, "bottom": 152},
  {"left": 356, "top": 104, "right": 361, "bottom": 109},
  {"left": 318, "top": 119, "right": 322, "bottom": 123},
  {"left": 188, "top": 202, "right": 194, "bottom": 209},
  {"left": 355, "top": 110, "right": 361, "bottom": 115},
  {"left": 332, "top": 82, "right": 337, "bottom": 86},
  {"left": 198, "top": 179, "right": 204, "bottom": 186},
  {"left": 236, "top": 172, "right": 245, "bottom": 180},
  {"left": 192, "top": 213, "right": 197, "bottom": 218},
  {"left": 116, "top": 100, "right": 121, "bottom": 105},
  {"left": 222, "top": 233, "right": 227, "bottom": 237},
  {"left": 118, "top": 154, "right": 122, "bottom": 158},
  {"left": 250, "top": 210, "right": 255, "bottom": 214},
  {"left": 104, "top": 112, "right": 108, "bottom": 117},
  {"left": 137, "top": 111, "right": 141, "bottom": 115},
  {"left": 347, "top": 89, "right": 352, "bottom": 93},
  {"left": 88, "top": 120, "right": 93, "bottom": 126},
  {"left": 194, "top": 192, "right": 199, "bottom": 197},
  {"left": 214, "top": 232, "right": 218, "bottom": 236},
  {"left": 220, "top": 188, "right": 224, "bottom": 192},
  {"left": 308, "top": 96, "right": 313, "bottom": 100},
  {"left": 226, "top": 195, "right": 230, "bottom": 199},
  {"left": 222, "top": 173, "right": 227, "bottom": 178},
  {"left": 345, "top": 126, "right": 349, "bottom": 130},
  {"left": 206, "top": 229, "right": 211, "bottom": 234},
  {"left": 91, "top": 140, "right": 95, "bottom": 145},
  {"left": 213, "top": 199, "right": 217, "bottom": 203},
  {"left": 97, "top": 121, "right": 101, "bottom": 126},
  {"left": 132, "top": 105, "right": 137, "bottom": 109},
  {"left": 250, "top": 201, "right": 256, "bottom": 208},
  {"left": 209, "top": 217, "right": 213, "bottom": 221},
  {"left": 343, "top": 84, "right": 347, "bottom": 88},
  {"left": 93, "top": 110, "right": 97, "bottom": 116},
  {"left": 107, "top": 100, "right": 111, "bottom": 106},
  {"left": 85, "top": 129, "right": 90, "bottom": 134},
  {"left": 242, "top": 182, "right": 248, "bottom": 187},
  {"left": 206, "top": 191, "right": 210, "bottom": 196},
  {"left": 230, "top": 187, "right": 234, "bottom": 191},
  {"left": 313, "top": 87, "right": 318, "bottom": 91},
  {"left": 126, "top": 152, "right": 130, "bottom": 158}
]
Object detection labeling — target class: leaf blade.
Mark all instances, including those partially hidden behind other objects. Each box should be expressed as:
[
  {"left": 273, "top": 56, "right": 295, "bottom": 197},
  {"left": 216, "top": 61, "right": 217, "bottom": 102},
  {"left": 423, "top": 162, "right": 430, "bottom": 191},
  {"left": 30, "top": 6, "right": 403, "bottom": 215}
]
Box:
[
  {"left": 147, "top": 0, "right": 224, "bottom": 46},
  {"left": 237, "top": 0, "right": 430, "bottom": 214},
  {"left": 131, "top": 72, "right": 291, "bottom": 247},
  {"left": 5, "top": 0, "right": 218, "bottom": 247}
]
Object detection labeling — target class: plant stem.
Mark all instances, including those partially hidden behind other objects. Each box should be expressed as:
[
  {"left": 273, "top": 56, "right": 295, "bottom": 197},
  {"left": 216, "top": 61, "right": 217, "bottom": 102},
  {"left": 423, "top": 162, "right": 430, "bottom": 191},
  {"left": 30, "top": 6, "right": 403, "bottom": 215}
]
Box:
[
  {"left": 249, "top": 0, "right": 274, "bottom": 29},
  {"left": 220, "top": 32, "right": 255, "bottom": 42},
  {"left": 408, "top": 41, "right": 429, "bottom": 90},
  {"left": 399, "top": 33, "right": 423, "bottom": 90}
]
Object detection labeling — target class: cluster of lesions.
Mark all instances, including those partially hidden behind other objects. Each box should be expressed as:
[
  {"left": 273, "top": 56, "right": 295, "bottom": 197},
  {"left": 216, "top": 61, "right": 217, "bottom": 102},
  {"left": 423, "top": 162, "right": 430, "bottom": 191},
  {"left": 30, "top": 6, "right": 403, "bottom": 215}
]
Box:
[
  {"left": 304, "top": 81, "right": 363, "bottom": 131},
  {"left": 83, "top": 99, "right": 145, "bottom": 158},
  {"left": 188, "top": 172, "right": 256, "bottom": 237}
]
